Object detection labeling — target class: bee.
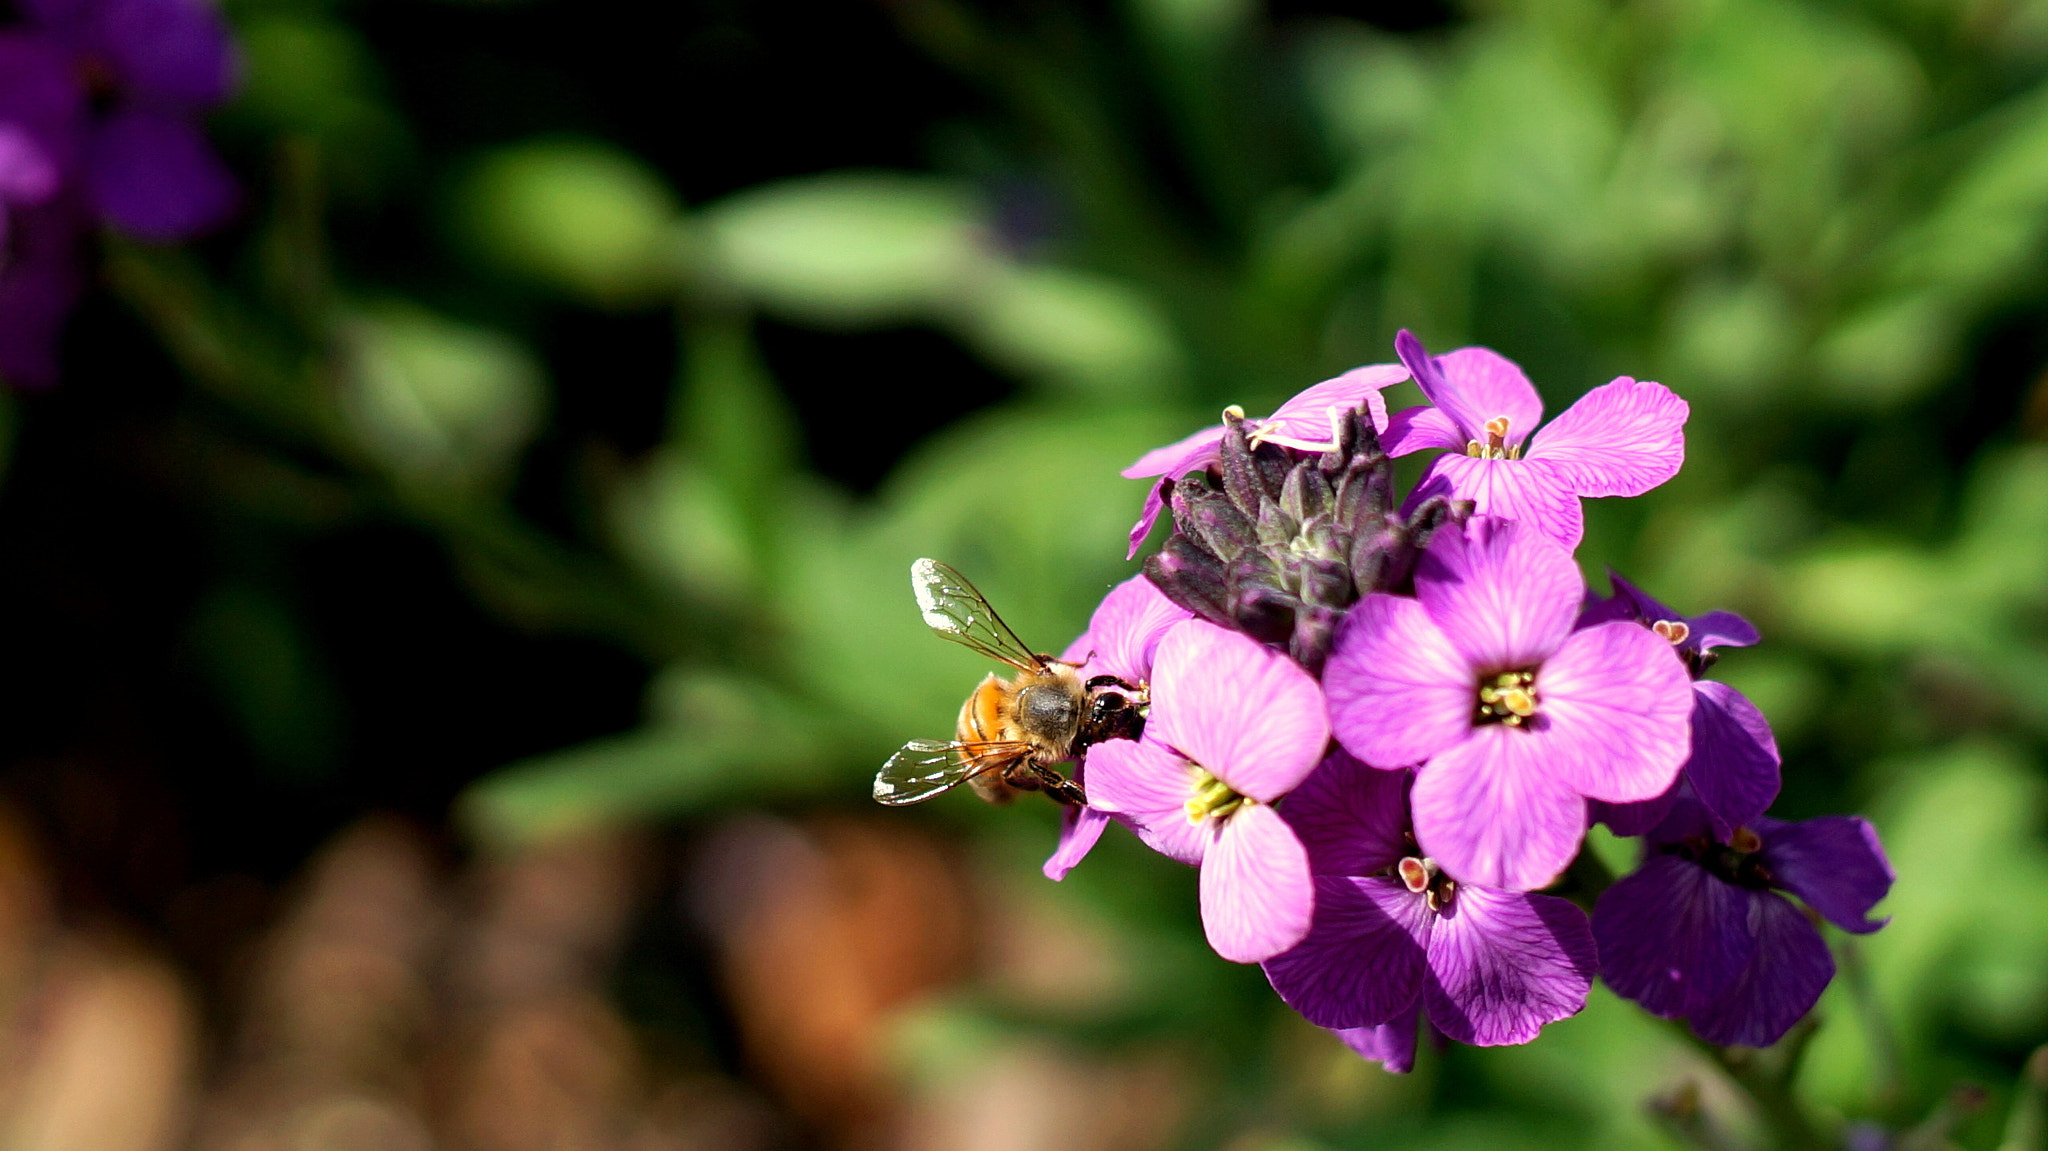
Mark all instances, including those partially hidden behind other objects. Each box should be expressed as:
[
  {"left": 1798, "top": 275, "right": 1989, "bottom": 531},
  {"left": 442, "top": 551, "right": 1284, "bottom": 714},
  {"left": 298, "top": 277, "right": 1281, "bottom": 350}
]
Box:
[{"left": 873, "top": 558, "right": 1148, "bottom": 807}]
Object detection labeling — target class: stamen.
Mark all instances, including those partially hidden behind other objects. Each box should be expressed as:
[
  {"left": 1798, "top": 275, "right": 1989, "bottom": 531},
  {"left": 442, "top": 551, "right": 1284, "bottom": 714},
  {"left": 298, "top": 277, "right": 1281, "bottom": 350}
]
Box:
[
  {"left": 1730, "top": 827, "right": 1762, "bottom": 854},
  {"left": 1184, "top": 767, "right": 1246, "bottom": 823},
  {"left": 1462, "top": 416, "right": 1522, "bottom": 460},
  {"left": 1247, "top": 405, "right": 1347, "bottom": 453},
  {"left": 1397, "top": 856, "right": 1435, "bottom": 894},
  {"left": 1652, "top": 619, "right": 1691, "bottom": 646}
]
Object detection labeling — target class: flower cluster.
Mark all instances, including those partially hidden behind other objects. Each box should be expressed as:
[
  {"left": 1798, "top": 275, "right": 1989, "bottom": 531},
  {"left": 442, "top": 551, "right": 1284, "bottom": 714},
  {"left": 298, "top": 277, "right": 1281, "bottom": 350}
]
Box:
[
  {"left": 0, "top": 0, "right": 239, "bottom": 387},
  {"left": 1050, "top": 331, "right": 1894, "bottom": 1067}
]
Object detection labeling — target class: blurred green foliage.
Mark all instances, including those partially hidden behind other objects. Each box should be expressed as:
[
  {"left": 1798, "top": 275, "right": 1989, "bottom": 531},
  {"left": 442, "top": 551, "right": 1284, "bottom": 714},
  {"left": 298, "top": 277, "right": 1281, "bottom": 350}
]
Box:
[{"left": 96, "top": 0, "right": 2048, "bottom": 1145}]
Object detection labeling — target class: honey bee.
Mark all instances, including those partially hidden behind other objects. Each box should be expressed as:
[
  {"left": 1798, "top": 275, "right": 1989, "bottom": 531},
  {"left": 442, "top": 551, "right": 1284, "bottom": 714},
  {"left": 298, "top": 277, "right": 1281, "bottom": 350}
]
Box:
[{"left": 873, "top": 558, "right": 1148, "bottom": 807}]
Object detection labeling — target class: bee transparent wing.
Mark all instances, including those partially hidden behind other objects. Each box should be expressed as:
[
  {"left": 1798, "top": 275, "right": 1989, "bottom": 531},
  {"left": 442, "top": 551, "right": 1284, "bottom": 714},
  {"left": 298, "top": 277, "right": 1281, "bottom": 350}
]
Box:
[
  {"left": 873, "top": 738, "right": 1029, "bottom": 806},
  {"left": 910, "top": 558, "right": 1046, "bottom": 672}
]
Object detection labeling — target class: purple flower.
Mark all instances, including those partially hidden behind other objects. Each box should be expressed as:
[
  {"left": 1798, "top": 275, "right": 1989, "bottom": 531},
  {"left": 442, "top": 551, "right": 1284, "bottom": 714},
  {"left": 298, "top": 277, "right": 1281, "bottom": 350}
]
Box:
[
  {"left": 1083, "top": 619, "right": 1328, "bottom": 962},
  {"left": 1323, "top": 517, "right": 1694, "bottom": 890},
  {"left": 1264, "top": 751, "right": 1597, "bottom": 1054},
  {"left": 14, "top": 0, "right": 240, "bottom": 240},
  {"left": 1121, "top": 362, "right": 1408, "bottom": 557},
  {"left": 1043, "top": 574, "right": 1194, "bottom": 881},
  {"left": 1582, "top": 573, "right": 1780, "bottom": 838},
  {"left": 1382, "top": 331, "right": 1688, "bottom": 548},
  {"left": 1594, "top": 800, "right": 1893, "bottom": 1047}
]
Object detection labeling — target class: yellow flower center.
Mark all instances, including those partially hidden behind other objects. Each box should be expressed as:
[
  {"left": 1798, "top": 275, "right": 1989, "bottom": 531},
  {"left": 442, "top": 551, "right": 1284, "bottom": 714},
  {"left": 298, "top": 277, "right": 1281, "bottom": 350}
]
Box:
[
  {"left": 1463, "top": 416, "right": 1522, "bottom": 460},
  {"left": 1476, "top": 669, "right": 1539, "bottom": 726},
  {"left": 1185, "top": 767, "right": 1246, "bottom": 823}
]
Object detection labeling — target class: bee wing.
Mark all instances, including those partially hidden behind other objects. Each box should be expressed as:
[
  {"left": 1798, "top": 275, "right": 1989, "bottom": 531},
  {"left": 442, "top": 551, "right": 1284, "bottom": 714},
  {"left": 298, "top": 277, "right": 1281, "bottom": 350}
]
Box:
[
  {"left": 911, "top": 558, "right": 1046, "bottom": 672},
  {"left": 873, "top": 738, "right": 1031, "bottom": 806}
]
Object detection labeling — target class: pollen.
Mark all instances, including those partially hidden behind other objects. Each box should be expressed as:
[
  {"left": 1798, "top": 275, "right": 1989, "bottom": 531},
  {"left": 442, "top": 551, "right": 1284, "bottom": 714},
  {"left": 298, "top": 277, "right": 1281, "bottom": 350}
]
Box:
[
  {"left": 1652, "top": 619, "right": 1691, "bottom": 646},
  {"left": 1476, "top": 669, "right": 1539, "bottom": 726}
]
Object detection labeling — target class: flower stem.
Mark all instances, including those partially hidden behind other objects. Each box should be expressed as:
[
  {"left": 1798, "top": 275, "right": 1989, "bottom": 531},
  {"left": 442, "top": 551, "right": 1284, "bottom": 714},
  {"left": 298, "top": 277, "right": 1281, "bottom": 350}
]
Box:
[{"left": 1672, "top": 1019, "right": 1829, "bottom": 1151}]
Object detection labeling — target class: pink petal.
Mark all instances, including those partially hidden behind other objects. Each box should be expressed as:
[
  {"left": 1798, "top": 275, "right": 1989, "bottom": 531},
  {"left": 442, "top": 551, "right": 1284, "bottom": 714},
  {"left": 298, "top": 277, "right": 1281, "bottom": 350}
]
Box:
[
  {"left": 1396, "top": 332, "right": 1544, "bottom": 448},
  {"left": 1151, "top": 621, "right": 1328, "bottom": 803},
  {"left": 1264, "top": 361, "right": 1407, "bottom": 439},
  {"left": 1410, "top": 726, "right": 1587, "bottom": 890},
  {"left": 1382, "top": 405, "right": 1463, "bottom": 456},
  {"left": 1414, "top": 517, "right": 1581, "bottom": 672},
  {"left": 1419, "top": 886, "right": 1596, "bottom": 1046},
  {"left": 1063, "top": 575, "right": 1193, "bottom": 683},
  {"left": 1123, "top": 425, "right": 1226, "bottom": 480},
  {"left": 1200, "top": 802, "right": 1314, "bottom": 963},
  {"left": 1043, "top": 804, "right": 1111, "bottom": 881},
  {"left": 1081, "top": 738, "right": 1210, "bottom": 865},
  {"left": 1409, "top": 454, "right": 1586, "bottom": 549},
  {"left": 1537, "top": 621, "right": 1695, "bottom": 804},
  {"left": 1324, "top": 595, "right": 1474, "bottom": 770},
  {"left": 1525, "top": 379, "right": 1687, "bottom": 498}
]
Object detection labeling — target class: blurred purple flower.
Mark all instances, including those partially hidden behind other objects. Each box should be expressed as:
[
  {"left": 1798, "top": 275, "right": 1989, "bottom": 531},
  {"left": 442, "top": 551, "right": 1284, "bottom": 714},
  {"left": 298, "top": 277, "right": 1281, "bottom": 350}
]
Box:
[
  {"left": 15, "top": 0, "right": 240, "bottom": 239},
  {"left": 1383, "top": 331, "right": 1687, "bottom": 548},
  {"left": 1043, "top": 574, "right": 1194, "bottom": 881},
  {"left": 1594, "top": 799, "right": 1893, "bottom": 1047},
  {"left": 1083, "top": 619, "right": 1327, "bottom": 962},
  {"left": 1121, "top": 362, "right": 1408, "bottom": 557},
  {"left": 1583, "top": 572, "right": 1780, "bottom": 838},
  {"left": 1323, "top": 517, "right": 1693, "bottom": 890},
  {"left": 1264, "top": 751, "right": 1596, "bottom": 1056}
]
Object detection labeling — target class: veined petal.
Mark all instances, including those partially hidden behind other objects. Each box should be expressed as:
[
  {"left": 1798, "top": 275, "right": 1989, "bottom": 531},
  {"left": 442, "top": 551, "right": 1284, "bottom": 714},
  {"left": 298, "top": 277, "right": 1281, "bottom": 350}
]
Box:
[
  {"left": 1329, "top": 1005, "right": 1419, "bottom": 1074},
  {"left": 1538, "top": 621, "right": 1694, "bottom": 804},
  {"left": 1525, "top": 379, "right": 1687, "bottom": 498},
  {"left": 1264, "top": 361, "right": 1406, "bottom": 439},
  {"left": 1325, "top": 595, "right": 1473, "bottom": 769},
  {"left": 1124, "top": 425, "right": 1225, "bottom": 480},
  {"left": 1409, "top": 727, "right": 1587, "bottom": 890},
  {"left": 1756, "top": 815, "right": 1893, "bottom": 934},
  {"left": 1043, "top": 804, "right": 1111, "bottom": 881},
  {"left": 1410, "top": 454, "right": 1586, "bottom": 549},
  {"left": 1593, "top": 855, "right": 1754, "bottom": 1019},
  {"left": 1262, "top": 875, "right": 1424, "bottom": 1028},
  {"left": 1279, "top": 750, "right": 1410, "bottom": 877},
  {"left": 1592, "top": 789, "right": 1680, "bottom": 838},
  {"left": 1382, "top": 405, "right": 1464, "bottom": 456},
  {"left": 1152, "top": 621, "right": 1328, "bottom": 802},
  {"left": 1688, "top": 891, "right": 1833, "bottom": 1047},
  {"left": 1081, "top": 738, "right": 1209, "bottom": 866},
  {"left": 1065, "top": 575, "right": 1193, "bottom": 684},
  {"left": 1200, "top": 803, "right": 1314, "bottom": 963},
  {"left": 1687, "top": 682, "right": 1781, "bottom": 834},
  {"left": 1420, "top": 886, "right": 1596, "bottom": 1047},
  {"left": 1415, "top": 517, "right": 1580, "bottom": 672},
  {"left": 1396, "top": 331, "right": 1543, "bottom": 448}
]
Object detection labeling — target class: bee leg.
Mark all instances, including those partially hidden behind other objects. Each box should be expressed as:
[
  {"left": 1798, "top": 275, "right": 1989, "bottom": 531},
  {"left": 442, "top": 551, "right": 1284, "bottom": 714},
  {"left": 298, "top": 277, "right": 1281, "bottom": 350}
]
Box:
[{"left": 1037, "top": 771, "right": 1087, "bottom": 806}]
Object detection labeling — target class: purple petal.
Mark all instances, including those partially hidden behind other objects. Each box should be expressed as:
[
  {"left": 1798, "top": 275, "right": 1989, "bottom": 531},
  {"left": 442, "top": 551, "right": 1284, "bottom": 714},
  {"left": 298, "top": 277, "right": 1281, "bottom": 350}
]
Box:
[
  {"left": 1537, "top": 621, "right": 1695, "bottom": 805},
  {"left": 1595, "top": 572, "right": 1760, "bottom": 654},
  {"left": 1151, "top": 621, "right": 1328, "bottom": 803},
  {"left": 86, "top": 105, "right": 237, "bottom": 240},
  {"left": 1688, "top": 611, "right": 1760, "bottom": 652},
  {"left": 1329, "top": 1005, "right": 1419, "bottom": 1073},
  {"left": 1278, "top": 750, "right": 1411, "bottom": 877},
  {"left": 1043, "top": 804, "right": 1111, "bottom": 881},
  {"left": 1395, "top": 331, "right": 1544, "bottom": 448},
  {"left": 1081, "top": 737, "right": 1210, "bottom": 866},
  {"left": 1593, "top": 855, "right": 1754, "bottom": 1019},
  {"left": 1409, "top": 726, "right": 1588, "bottom": 890},
  {"left": 0, "top": 125, "right": 60, "bottom": 207},
  {"left": 1263, "top": 875, "right": 1425, "bottom": 1028},
  {"left": 1688, "top": 891, "right": 1833, "bottom": 1047},
  {"left": 1421, "top": 886, "right": 1596, "bottom": 1046},
  {"left": 1123, "top": 424, "right": 1227, "bottom": 481},
  {"left": 1686, "top": 682, "right": 1781, "bottom": 834},
  {"left": 0, "top": 198, "right": 84, "bottom": 389},
  {"left": 1415, "top": 517, "right": 1581, "bottom": 672},
  {"left": 85, "top": 0, "right": 239, "bottom": 107},
  {"left": 1381, "top": 404, "right": 1464, "bottom": 456},
  {"left": 1592, "top": 788, "right": 1680, "bottom": 838},
  {"left": 1062, "top": 575, "right": 1193, "bottom": 684},
  {"left": 1125, "top": 479, "right": 1171, "bottom": 558},
  {"left": 1324, "top": 594, "right": 1473, "bottom": 770},
  {"left": 1200, "top": 802, "right": 1314, "bottom": 963},
  {"left": 0, "top": 34, "right": 86, "bottom": 169},
  {"left": 1263, "top": 361, "right": 1406, "bottom": 439},
  {"left": 1525, "top": 378, "right": 1687, "bottom": 499},
  {"left": 1409, "top": 454, "right": 1587, "bottom": 549},
  {"left": 1756, "top": 815, "right": 1893, "bottom": 935}
]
